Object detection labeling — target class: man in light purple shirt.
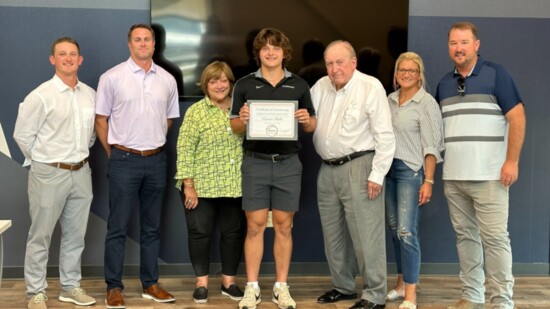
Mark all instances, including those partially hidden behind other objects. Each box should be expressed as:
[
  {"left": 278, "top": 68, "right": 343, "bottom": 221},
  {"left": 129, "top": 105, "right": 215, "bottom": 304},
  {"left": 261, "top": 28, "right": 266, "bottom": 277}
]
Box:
[{"left": 95, "top": 24, "right": 179, "bottom": 309}]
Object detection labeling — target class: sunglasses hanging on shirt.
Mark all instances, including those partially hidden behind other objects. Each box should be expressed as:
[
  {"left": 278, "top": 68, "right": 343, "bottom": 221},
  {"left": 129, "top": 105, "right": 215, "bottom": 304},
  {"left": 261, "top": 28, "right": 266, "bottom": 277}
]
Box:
[{"left": 457, "top": 76, "right": 466, "bottom": 96}]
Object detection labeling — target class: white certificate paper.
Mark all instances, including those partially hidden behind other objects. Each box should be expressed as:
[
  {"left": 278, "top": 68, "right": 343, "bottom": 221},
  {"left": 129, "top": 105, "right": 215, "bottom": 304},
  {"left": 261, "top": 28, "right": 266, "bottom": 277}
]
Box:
[{"left": 247, "top": 100, "right": 298, "bottom": 140}]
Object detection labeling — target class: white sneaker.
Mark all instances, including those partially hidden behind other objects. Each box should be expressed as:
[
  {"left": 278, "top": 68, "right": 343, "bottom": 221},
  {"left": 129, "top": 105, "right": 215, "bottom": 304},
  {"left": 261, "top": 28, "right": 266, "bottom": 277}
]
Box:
[
  {"left": 272, "top": 285, "right": 296, "bottom": 309},
  {"left": 28, "top": 293, "right": 48, "bottom": 309},
  {"left": 59, "top": 287, "right": 96, "bottom": 306},
  {"left": 238, "top": 284, "right": 261, "bottom": 309}
]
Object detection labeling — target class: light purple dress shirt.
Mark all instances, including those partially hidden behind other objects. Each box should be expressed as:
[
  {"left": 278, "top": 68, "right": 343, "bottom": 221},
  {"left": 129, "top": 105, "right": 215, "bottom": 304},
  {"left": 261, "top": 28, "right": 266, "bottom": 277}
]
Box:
[{"left": 95, "top": 58, "right": 179, "bottom": 150}]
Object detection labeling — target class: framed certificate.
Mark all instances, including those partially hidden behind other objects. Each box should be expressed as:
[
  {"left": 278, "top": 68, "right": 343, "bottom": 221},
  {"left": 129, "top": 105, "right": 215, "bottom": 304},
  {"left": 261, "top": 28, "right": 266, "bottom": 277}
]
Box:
[{"left": 246, "top": 100, "right": 298, "bottom": 140}]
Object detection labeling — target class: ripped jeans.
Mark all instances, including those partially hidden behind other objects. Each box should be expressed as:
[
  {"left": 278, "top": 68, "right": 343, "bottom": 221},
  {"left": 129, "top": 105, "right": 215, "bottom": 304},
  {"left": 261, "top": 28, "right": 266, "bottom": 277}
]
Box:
[{"left": 385, "top": 159, "right": 423, "bottom": 284}]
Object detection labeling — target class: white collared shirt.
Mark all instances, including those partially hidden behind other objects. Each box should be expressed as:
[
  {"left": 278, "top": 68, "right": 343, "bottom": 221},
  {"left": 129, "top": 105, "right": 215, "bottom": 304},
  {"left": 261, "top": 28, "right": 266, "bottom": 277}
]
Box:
[
  {"left": 14, "top": 74, "right": 96, "bottom": 166},
  {"left": 311, "top": 70, "right": 395, "bottom": 184}
]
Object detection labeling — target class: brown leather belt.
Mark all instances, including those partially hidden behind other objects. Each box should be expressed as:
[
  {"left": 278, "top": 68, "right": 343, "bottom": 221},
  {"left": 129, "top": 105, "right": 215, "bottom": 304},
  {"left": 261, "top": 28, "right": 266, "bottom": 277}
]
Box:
[
  {"left": 48, "top": 158, "right": 89, "bottom": 171},
  {"left": 113, "top": 144, "right": 163, "bottom": 156}
]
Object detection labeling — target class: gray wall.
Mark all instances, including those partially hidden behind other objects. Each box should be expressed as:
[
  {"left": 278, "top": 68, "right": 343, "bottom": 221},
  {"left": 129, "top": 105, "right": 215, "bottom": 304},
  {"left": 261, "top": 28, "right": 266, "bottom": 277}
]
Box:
[{"left": 0, "top": 0, "right": 549, "bottom": 279}]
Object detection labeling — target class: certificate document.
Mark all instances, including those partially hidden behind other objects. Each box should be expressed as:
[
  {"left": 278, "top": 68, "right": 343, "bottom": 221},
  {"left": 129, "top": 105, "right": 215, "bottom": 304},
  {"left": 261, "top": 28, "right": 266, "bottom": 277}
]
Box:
[{"left": 247, "top": 100, "right": 298, "bottom": 140}]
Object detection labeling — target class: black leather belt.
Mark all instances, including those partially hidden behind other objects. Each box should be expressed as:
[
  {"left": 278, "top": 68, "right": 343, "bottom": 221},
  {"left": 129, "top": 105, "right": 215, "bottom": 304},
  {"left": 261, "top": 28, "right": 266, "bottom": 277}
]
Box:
[
  {"left": 323, "top": 150, "right": 374, "bottom": 166},
  {"left": 244, "top": 150, "right": 296, "bottom": 162}
]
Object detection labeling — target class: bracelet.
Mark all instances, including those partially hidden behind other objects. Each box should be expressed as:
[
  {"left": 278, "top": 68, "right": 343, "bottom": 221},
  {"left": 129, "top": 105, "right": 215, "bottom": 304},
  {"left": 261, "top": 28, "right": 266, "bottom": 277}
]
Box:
[
  {"left": 183, "top": 183, "right": 194, "bottom": 188},
  {"left": 424, "top": 179, "right": 434, "bottom": 185}
]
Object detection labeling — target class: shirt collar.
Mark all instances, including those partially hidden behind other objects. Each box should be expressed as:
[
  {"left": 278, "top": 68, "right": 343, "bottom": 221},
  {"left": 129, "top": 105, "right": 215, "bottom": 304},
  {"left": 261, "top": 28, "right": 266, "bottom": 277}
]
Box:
[
  {"left": 411, "top": 87, "right": 427, "bottom": 102},
  {"left": 254, "top": 67, "right": 292, "bottom": 79},
  {"left": 330, "top": 70, "right": 358, "bottom": 92},
  {"left": 204, "top": 96, "right": 215, "bottom": 108},
  {"left": 126, "top": 57, "right": 157, "bottom": 73},
  {"left": 389, "top": 87, "right": 426, "bottom": 106},
  {"left": 453, "top": 54, "right": 483, "bottom": 77},
  {"left": 52, "top": 74, "right": 80, "bottom": 92}
]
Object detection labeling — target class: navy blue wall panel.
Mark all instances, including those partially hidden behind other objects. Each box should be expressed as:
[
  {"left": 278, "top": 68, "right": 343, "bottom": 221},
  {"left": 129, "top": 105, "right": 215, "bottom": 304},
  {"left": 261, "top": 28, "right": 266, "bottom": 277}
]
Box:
[{"left": 409, "top": 15, "right": 550, "bottom": 263}]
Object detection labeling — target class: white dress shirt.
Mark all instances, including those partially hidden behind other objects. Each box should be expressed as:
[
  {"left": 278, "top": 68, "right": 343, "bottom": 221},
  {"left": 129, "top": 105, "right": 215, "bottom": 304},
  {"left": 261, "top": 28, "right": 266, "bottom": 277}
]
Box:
[
  {"left": 14, "top": 75, "right": 96, "bottom": 166},
  {"left": 311, "top": 70, "right": 395, "bottom": 185}
]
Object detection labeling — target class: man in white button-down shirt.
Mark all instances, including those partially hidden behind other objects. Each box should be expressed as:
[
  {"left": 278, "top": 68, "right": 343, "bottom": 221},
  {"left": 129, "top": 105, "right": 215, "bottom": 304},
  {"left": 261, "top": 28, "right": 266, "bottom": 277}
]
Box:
[
  {"left": 311, "top": 40, "right": 395, "bottom": 309},
  {"left": 13, "top": 37, "right": 96, "bottom": 309}
]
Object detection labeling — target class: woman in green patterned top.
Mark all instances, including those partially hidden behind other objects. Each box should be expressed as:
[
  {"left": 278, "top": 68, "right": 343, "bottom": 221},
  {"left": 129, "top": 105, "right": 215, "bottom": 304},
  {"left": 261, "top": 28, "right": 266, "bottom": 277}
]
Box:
[{"left": 175, "top": 61, "right": 245, "bottom": 304}]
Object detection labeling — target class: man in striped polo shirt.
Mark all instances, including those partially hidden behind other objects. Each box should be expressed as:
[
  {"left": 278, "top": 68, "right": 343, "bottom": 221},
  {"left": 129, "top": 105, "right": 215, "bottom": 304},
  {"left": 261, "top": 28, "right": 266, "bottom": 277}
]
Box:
[{"left": 436, "top": 22, "right": 526, "bottom": 309}]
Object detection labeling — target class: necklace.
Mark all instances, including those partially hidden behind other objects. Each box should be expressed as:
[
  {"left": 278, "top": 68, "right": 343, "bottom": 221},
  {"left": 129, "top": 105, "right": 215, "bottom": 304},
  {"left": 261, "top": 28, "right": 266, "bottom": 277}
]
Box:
[{"left": 212, "top": 99, "right": 231, "bottom": 111}]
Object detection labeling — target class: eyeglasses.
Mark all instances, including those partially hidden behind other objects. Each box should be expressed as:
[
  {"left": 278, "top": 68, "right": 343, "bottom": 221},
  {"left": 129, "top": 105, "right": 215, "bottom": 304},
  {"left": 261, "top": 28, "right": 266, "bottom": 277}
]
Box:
[
  {"left": 397, "top": 68, "right": 419, "bottom": 75},
  {"left": 457, "top": 76, "right": 466, "bottom": 96}
]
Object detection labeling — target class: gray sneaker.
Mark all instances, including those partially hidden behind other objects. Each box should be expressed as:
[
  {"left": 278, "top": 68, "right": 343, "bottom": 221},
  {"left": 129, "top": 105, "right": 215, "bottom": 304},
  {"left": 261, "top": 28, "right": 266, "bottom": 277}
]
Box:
[
  {"left": 272, "top": 285, "right": 296, "bottom": 309},
  {"left": 28, "top": 293, "right": 48, "bottom": 309},
  {"left": 59, "top": 287, "right": 96, "bottom": 306},
  {"left": 239, "top": 284, "right": 261, "bottom": 309}
]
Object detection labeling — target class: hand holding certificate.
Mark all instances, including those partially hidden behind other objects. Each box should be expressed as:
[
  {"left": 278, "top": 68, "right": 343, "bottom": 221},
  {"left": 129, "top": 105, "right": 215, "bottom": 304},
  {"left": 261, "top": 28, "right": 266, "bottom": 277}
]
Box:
[{"left": 246, "top": 100, "right": 298, "bottom": 140}]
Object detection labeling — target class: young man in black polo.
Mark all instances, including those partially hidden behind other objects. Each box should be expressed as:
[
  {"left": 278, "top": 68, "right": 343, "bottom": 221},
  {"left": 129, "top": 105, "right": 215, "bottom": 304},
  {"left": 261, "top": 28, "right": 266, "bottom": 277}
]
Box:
[{"left": 230, "top": 27, "right": 316, "bottom": 309}]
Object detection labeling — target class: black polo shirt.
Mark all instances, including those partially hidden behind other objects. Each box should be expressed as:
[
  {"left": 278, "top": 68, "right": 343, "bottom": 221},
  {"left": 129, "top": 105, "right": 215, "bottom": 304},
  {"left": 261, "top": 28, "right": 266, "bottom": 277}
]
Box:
[{"left": 231, "top": 68, "right": 315, "bottom": 154}]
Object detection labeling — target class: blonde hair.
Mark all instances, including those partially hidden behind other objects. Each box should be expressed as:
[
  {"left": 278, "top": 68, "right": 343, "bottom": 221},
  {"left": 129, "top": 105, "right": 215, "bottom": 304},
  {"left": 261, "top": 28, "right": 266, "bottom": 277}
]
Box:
[
  {"left": 393, "top": 51, "right": 427, "bottom": 91},
  {"left": 324, "top": 40, "right": 356, "bottom": 59}
]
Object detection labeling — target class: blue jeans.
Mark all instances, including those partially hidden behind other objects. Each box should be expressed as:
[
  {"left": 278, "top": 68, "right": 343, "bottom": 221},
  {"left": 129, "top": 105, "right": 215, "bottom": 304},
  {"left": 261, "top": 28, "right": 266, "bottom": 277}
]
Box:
[
  {"left": 385, "top": 159, "right": 423, "bottom": 284},
  {"left": 104, "top": 147, "right": 167, "bottom": 290}
]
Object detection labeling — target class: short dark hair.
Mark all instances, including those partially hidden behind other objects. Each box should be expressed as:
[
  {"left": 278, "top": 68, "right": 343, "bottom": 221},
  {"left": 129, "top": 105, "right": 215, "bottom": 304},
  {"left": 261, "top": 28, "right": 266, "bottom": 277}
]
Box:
[
  {"left": 253, "top": 28, "right": 292, "bottom": 67},
  {"left": 128, "top": 24, "right": 155, "bottom": 42},
  {"left": 50, "top": 37, "right": 80, "bottom": 55},
  {"left": 449, "top": 21, "right": 479, "bottom": 40}
]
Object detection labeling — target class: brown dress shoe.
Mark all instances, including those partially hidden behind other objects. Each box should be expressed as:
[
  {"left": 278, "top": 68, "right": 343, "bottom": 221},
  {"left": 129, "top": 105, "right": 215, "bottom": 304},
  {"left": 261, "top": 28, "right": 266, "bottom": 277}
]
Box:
[
  {"left": 142, "top": 284, "right": 176, "bottom": 303},
  {"left": 105, "top": 288, "right": 125, "bottom": 309},
  {"left": 447, "top": 299, "right": 485, "bottom": 309}
]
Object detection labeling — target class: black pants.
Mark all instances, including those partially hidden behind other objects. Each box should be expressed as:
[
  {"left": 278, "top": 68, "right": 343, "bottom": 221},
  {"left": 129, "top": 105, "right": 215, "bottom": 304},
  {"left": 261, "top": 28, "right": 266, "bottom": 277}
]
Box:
[{"left": 181, "top": 196, "right": 245, "bottom": 276}]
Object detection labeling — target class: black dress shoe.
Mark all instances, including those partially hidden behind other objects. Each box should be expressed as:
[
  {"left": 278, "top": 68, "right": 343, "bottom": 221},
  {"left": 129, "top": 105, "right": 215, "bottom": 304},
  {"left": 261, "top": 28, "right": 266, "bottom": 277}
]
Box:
[
  {"left": 349, "top": 299, "right": 385, "bottom": 309},
  {"left": 317, "top": 289, "right": 357, "bottom": 303}
]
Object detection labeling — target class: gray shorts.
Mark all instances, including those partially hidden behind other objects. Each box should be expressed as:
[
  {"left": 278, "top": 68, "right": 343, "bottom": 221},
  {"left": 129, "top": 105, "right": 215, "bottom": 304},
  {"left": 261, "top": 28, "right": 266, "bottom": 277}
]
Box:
[{"left": 241, "top": 153, "right": 302, "bottom": 212}]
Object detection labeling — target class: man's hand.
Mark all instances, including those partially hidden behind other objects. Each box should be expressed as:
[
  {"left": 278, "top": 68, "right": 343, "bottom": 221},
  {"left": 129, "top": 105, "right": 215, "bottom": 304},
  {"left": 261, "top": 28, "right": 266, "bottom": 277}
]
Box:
[
  {"left": 500, "top": 160, "right": 519, "bottom": 187},
  {"left": 295, "top": 108, "right": 311, "bottom": 126},
  {"left": 368, "top": 181, "right": 382, "bottom": 200}
]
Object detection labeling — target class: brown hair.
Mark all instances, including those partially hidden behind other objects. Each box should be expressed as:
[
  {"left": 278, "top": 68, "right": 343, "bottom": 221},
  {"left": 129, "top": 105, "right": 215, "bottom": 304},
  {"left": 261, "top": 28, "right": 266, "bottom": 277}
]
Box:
[
  {"left": 253, "top": 28, "right": 292, "bottom": 67},
  {"left": 50, "top": 37, "right": 80, "bottom": 55},
  {"left": 127, "top": 24, "right": 155, "bottom": 42},
  {"left": 200, "top": 61, "right": 235, "bottom": 97},
  {"left": 448, "top": 21, "right": 479, "bottom": 40}
]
